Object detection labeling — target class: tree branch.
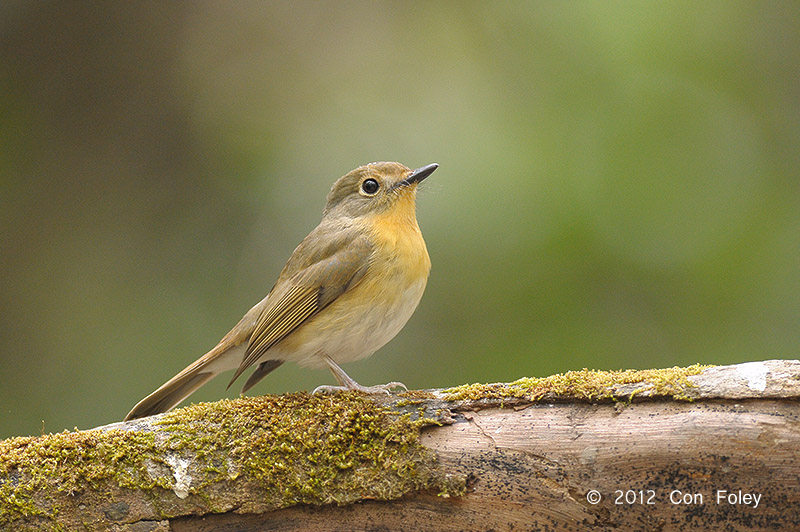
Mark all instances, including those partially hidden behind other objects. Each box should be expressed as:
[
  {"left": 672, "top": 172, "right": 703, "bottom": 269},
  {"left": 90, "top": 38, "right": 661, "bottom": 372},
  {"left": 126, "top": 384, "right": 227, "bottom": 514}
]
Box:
[{"left": 2, "top": 360, "right": 798, "bottom": 531}]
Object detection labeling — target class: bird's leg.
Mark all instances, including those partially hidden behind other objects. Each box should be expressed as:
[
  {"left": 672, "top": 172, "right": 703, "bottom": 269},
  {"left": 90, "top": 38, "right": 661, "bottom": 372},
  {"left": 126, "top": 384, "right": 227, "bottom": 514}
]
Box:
[{"left": 313, "top": 354, "right": 407, "bottom": 395}]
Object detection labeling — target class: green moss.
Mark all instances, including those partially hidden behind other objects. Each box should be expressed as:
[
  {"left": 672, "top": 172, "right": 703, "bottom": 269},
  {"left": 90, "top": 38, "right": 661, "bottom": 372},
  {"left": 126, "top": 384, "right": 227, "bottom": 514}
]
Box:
[
  {"left": 156, "top": 392, "right": 462, "bottom": 506},
  {"left": 0, "top": 392, "right": 464, "bottom": 528},
  {"left": 0, "top": 428, "right": 165, "bottom": 524},
  {"left": 442, "top": 364, "right": 711, "bottom": 402}
]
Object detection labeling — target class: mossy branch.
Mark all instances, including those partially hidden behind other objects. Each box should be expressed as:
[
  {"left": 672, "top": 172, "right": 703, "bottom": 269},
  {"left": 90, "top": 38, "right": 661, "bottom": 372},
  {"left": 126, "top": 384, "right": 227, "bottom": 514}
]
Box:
[{"left": 2, "top": 360, "right": 799, "bottom": 531}]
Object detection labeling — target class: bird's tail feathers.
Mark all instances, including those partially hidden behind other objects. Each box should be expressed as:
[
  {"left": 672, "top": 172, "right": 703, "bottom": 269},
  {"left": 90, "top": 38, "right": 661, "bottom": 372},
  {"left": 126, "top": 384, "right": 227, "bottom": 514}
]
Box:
[
  {"left": 123, "top": 341, "right": 241, "bottom": 421},
  {"left": 123, "top": 370, "right": 216, "bottom": 421}
]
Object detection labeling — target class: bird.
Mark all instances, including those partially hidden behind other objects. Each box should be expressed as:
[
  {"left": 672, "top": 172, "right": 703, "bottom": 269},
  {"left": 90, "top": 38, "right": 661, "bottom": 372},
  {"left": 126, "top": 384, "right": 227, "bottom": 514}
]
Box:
[{"left": 124, "top": 161, "right": 437, "bottom": 420}]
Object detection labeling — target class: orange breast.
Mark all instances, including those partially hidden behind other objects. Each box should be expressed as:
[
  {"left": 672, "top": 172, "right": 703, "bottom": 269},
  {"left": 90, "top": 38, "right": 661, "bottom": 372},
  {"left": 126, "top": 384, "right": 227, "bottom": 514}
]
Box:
[{"left": 364, "top": 191, "right": 431, "bottom": 283}]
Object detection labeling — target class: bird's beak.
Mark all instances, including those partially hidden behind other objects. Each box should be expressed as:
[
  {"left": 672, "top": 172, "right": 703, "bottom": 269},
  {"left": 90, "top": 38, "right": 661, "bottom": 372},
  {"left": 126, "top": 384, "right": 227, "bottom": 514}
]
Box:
[{"left": 395, "top": 163, "right": 438, "bottom": 188}]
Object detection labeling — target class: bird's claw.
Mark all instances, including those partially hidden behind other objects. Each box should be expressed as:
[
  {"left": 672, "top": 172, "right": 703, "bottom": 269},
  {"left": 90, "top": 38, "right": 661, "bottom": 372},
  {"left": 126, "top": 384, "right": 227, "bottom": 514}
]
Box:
[{"left": 312, "top": 381, "right": 407, "bottom": 395}]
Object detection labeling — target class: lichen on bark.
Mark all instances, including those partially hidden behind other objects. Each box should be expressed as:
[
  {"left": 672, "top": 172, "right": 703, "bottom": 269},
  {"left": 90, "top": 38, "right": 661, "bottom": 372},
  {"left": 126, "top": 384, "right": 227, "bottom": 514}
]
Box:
[{"left": 0, "top": 392, "right": 465, "bottom": 530}]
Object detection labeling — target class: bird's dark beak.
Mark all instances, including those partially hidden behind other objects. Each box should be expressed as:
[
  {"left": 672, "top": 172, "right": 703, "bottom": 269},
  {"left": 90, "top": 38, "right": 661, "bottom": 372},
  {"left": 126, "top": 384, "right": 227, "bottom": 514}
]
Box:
[{"left": 396, "top": 163, "right": 438, "bottom": 188}]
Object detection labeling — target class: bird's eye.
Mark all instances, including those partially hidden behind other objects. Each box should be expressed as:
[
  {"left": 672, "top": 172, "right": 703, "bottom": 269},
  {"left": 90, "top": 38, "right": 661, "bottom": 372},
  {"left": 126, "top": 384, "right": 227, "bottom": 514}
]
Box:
[{"left": 361, "top": 178, "right": 380, "bottom": 195}]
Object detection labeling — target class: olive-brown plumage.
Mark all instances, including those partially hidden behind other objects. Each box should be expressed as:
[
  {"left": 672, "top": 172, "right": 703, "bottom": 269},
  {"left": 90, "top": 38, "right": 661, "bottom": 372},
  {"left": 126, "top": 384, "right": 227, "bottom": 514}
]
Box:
[{"left": 124, "top": 162, "right": 436, "bottom": 420}]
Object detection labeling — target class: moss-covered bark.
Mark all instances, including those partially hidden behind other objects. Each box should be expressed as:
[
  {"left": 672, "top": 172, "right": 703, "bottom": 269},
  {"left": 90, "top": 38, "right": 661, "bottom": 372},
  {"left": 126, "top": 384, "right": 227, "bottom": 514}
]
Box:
[
  {"left": 5, "top": 360, "right": 800, "bottom": 531},
  {"left": 0, "top": 392, "right": 463, "bottom": 531},
  {"left": 441, "top": 364, "right": 710, "bottom": 401}
]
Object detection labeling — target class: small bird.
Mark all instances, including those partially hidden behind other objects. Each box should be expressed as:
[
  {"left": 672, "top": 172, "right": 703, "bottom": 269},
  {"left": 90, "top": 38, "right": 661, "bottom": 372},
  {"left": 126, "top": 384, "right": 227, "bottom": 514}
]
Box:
[{"left": 124, "top": 161, "right": 437, "bottom": 420}]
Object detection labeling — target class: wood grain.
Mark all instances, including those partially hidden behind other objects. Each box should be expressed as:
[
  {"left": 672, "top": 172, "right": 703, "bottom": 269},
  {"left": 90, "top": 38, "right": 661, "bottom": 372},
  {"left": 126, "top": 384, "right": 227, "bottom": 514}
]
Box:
[{"left": 2, "top": 360, "right": 798, "bottom": 531}]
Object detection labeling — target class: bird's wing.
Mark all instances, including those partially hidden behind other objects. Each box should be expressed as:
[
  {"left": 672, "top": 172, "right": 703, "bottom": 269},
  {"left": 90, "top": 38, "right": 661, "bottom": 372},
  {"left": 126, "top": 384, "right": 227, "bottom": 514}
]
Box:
[{"left": 227, "top": 233, "right": 373, "bottom": 386}]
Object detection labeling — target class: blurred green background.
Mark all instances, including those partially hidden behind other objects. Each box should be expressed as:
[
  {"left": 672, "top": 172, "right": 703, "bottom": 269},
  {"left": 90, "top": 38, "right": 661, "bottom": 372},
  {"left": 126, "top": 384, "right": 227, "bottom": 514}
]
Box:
[{"left": 1, "top": 2, "right": 798, "bottom": 438}]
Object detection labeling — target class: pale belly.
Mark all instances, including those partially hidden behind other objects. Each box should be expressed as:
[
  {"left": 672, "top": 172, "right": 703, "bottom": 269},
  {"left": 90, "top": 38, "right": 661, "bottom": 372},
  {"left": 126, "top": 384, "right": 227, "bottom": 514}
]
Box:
[{"left": 267, "top": 275, "right": 427, "bottom": 369}]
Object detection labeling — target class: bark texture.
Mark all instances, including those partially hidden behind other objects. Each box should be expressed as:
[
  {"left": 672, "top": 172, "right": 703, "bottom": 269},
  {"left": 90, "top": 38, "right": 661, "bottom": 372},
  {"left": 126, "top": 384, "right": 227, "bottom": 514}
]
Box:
[{"left": 1, "top": 360, "right": 798, "bottom": 531}]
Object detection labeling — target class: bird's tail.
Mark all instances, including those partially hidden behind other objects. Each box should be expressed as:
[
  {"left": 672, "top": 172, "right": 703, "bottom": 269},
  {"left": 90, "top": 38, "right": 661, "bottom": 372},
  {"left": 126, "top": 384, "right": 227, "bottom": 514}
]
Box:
[
  {"left": 123, "top": 366, "right": 217, "bottom": 421},
  {"left": 123, "top": 338, "right": 246, "bottom": 421}
]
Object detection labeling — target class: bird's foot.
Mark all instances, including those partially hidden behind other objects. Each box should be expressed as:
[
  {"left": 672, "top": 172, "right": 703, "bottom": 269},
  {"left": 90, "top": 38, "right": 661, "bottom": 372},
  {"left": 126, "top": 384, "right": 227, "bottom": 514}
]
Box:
[{"left": 313, "top": 381, "right": 407, "bottom": 395}]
